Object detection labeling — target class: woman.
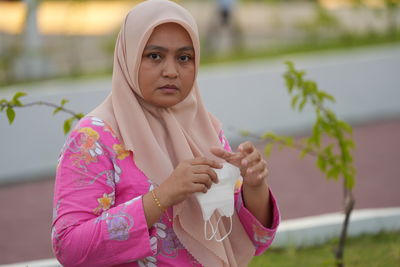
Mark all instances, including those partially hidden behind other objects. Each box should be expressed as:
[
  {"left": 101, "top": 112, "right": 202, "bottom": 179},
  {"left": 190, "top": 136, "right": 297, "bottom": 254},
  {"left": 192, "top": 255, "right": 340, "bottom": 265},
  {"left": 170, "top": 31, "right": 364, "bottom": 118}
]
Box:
[{"left": 52, "top": 0, "right": 279, "bottom": 266}]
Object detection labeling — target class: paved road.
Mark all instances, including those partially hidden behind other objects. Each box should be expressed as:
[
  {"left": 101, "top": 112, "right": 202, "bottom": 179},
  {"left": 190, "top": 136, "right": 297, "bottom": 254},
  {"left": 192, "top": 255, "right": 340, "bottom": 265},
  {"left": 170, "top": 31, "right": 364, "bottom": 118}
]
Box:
[{"left": 1, "top": 44, "right": 400, "bottom": 183}]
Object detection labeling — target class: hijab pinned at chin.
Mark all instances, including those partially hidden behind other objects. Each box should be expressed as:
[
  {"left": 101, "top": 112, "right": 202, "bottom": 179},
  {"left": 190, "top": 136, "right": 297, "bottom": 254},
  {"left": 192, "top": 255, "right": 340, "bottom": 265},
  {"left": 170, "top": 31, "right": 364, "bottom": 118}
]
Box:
[{"left": 88, "top": 0, "right": 255, "bottom": 266}]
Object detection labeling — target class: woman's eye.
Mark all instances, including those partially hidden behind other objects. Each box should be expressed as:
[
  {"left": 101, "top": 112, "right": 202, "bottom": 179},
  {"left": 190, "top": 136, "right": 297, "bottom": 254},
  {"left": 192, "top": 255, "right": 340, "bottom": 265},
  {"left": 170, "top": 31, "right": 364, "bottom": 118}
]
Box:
[
  {"left": 178, "top": 55, "right": 191, "bottom": 62},
  {"left": 148, "top": 53, "right": 161, "bottom": 60}
]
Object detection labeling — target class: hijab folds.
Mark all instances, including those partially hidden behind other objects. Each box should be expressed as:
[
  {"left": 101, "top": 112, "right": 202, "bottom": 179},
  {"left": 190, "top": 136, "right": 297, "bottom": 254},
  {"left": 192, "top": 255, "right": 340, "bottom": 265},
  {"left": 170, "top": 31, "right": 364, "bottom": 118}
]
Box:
[{"left": 88, "top": 1, "right": 255, "bottom": 266}]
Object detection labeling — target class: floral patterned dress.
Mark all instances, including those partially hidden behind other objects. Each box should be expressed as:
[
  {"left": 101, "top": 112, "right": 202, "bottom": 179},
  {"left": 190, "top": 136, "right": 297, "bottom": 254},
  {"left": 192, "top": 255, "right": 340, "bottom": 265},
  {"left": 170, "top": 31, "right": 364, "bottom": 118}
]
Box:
[{"left": 52, "top": 116, "right": 280, "bottom": 267}]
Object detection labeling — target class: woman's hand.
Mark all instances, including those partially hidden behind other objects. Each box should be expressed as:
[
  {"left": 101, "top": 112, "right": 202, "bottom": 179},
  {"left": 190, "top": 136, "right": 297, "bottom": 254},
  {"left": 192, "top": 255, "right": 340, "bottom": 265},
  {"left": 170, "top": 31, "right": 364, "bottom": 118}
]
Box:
[
  {"left": 211, "top": 142, "right": 272, "bottom": 227},
  {"left": 157, "top": 157, "right": 222, "bottom": 208},
  {"left": 210, "top": 141, "right": 269, "bottom": 188}
]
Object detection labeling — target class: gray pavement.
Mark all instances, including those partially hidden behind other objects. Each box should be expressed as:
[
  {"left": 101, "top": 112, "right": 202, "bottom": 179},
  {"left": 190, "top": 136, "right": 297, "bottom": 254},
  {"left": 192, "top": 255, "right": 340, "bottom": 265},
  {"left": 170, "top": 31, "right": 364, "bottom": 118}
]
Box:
[{"left": 1, "top": 44, "right": 400, "bottom": 183}]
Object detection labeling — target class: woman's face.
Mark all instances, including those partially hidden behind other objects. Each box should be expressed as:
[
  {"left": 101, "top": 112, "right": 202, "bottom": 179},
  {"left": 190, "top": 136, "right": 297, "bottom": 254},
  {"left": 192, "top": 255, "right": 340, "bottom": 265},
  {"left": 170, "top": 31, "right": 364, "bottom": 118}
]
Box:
[{"left": 138, "top": 23, "right": 195, "bottom": 108}]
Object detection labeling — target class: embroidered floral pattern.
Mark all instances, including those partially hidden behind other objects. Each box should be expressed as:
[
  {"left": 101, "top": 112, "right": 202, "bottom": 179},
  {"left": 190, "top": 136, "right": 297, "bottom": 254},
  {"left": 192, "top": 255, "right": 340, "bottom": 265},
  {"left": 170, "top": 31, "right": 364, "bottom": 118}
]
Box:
[
  {"left": 70, "top": 127, "right": 103, "bottom": 167},
  {"left": 113, "top": 162, "right": 122, "bottom": 184},
  {"left": 154, "top": 222, "right": 167, "bottom": 238},
  {"left": 91, "top": 117, "right": 105, "bottom": 127},
  {"left": 138, "top": 256, "right": 157, "bottom": 267},
  {"left": 93, "top": 192, "right": 115, "bottom": 215},
  {"left": 159, "top": 227, "right": 184, "bottom": 258},
  {"left": 252, "top": 224, "right": 272, "bottom": 244},
  {"left": 95, "top": 211, "right": 134, "bottom": 241},
  {"left": 113, "top": 144, "right": 130, "bottom": 160}
]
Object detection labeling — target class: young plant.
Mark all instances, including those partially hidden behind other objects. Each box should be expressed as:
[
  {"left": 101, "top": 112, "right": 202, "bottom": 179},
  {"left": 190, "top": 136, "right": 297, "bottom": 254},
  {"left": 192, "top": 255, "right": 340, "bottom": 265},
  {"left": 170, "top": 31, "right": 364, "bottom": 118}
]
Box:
[{"left": 262, "top": 61, "right": 356, "bottom": 267}]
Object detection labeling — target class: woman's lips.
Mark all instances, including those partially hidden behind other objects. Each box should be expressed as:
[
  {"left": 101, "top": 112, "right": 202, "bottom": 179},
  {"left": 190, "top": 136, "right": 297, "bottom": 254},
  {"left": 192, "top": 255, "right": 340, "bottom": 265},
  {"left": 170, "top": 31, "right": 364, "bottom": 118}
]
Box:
[{"left": 158, "top": 85, "right": 179, "bottom": 93}]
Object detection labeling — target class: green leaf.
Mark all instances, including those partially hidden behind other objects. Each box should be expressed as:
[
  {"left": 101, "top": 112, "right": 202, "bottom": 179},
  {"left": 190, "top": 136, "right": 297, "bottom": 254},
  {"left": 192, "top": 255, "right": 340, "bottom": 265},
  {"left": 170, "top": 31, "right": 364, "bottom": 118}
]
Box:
[
  {"left": 285, "top": 75, "right": 294, "bottom": 93},
  {"left": 264, "top": 143, "right": 273, "bottom": 157},
  {"left": 12, "top": 92, "right": 27, "bottom": 101},
  {"left": 299, "top": 148, "right": 308, "bottom": 159},
  {"left": 342, "top": 148, "right": 353, "bottom": 163},
  {"left": 0, "top": 99, "right": 7, "bottom": 111},
  {"left": 312, "top": 124, "right": 321, "bottom": 147},
  {"left": 291, "top": 95, "right": 300, "bottom": 110},
  {"left": 13, "top": 99, "right": 23, "bottom": 107},
  {"left": 284, "top": 136, "right": 294, "bottom": 147},
  {"left": 320, "top": 91, "right": 336, "bottom": 102},
  {"left": 76, "top": 113, "right": 84, "bottom": 119},
  {"left": 326, "top": 168, "right": 338, "bottom": 179},
  {"left": 299, "top": 98, "right": 307, "bottom": 111},
  {"left": 345, "top": 139, "right": 355, "bottom": 149},
  {"left": 316, "top": 155, "right": 327, "bottom": 171},
  {"left": 261, "top": 132, "right": 276, "bottom": 140},
  {"left": 304, "top": 81, "right": 317, "bottom": 94},
  {"left": 61, "top": 98, "right": 69, "bottom": 106},
  {"left": 64, "top": 118, "right": 74, "bottom": 134},
  {"left": 6, "top": 107, "right": 15, "bottom": 124},
  {"left": 338, "top": 120, "right": 353, "bottom": 134},
  {"left": 53, "top": 107, "right": 62, "bottom": 115}
]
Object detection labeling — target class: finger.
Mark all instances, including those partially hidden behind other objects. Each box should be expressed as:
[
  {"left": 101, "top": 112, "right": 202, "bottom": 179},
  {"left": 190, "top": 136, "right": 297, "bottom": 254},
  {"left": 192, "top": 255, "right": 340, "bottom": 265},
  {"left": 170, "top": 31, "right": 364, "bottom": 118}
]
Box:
[
  {"left": 210, "top": 146, "right": 233, "bottom": 159},
  {"left": 193, "top": 173, "right": 213, "bottom": 189},
  {"left": 247, "top": 159, "right": 267, "bottom": 175},
  {"left": 238, "top": 141, "right": 255, "bottom": 154},
  {"left": 257, "top": 168, "right": 269, "bottom": 180},
  {"left": 192, "top": 165, "right": 219, "bottom": 184},
  {"left": 192, "top": 183, "right": 208, "bottom": 194},
  {"left": 192, "top": 156, "right": 222, "bottom": 169},
  {"left": 210, "top": 146, "right": 243, "bottom": 161},
  {"left": 241, "top": 149, "right": 262, "bottom": 167}
]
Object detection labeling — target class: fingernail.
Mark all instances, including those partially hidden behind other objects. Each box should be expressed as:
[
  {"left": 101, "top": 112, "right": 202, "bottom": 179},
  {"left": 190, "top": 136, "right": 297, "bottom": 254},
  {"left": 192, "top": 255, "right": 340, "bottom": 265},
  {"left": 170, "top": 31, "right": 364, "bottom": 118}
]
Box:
[
  {"left": 247, "top": 168, "right": 253, "bottom": 174},
  {"left": 242, "top": 159, "right": 248, "bottom": 166}
]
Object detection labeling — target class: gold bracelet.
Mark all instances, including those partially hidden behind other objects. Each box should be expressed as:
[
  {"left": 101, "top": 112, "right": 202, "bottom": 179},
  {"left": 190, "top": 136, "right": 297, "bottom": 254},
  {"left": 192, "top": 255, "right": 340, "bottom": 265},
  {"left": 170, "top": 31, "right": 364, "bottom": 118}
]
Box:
[
  {"left": 151, "top": 190, "right": 172, "bottom": 222},
  {"left": 151, "top": 189, "right": 165, "bottom": 211}
]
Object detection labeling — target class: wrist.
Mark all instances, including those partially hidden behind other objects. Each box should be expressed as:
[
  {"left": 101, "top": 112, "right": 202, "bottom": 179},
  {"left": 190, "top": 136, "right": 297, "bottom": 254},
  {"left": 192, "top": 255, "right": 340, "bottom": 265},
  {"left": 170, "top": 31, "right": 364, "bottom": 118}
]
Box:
[
  {"left": 243, "top": 179, "right": 268, "bottom": 192},
  {"left": 155, "top": 183, "right": 173, "bottom": 208}
]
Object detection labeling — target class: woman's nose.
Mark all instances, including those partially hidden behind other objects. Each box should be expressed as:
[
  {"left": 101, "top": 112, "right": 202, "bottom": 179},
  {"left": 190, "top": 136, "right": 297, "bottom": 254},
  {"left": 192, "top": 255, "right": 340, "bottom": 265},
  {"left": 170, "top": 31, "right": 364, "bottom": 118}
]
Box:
[{"left": 162, "top": 58, "right": 178, "bottom": 78}]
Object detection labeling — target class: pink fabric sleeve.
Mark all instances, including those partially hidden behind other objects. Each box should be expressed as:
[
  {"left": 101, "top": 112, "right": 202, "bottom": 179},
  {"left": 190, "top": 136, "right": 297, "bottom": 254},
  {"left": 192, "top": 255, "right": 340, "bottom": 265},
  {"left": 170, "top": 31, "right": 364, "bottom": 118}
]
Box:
[
  {"left": 218, "top": 130, "right": 281, "bottom": 255},
  {"left": 52, "top": 118, "right": 154, "bottom": 267}
]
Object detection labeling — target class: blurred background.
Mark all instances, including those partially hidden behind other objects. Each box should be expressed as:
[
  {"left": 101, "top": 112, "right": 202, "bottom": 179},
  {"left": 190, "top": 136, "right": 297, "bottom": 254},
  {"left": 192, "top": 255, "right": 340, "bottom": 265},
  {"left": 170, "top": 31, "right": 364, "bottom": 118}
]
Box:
[{"left": 0, "top": 0, "right": 399, "bottom": 266}]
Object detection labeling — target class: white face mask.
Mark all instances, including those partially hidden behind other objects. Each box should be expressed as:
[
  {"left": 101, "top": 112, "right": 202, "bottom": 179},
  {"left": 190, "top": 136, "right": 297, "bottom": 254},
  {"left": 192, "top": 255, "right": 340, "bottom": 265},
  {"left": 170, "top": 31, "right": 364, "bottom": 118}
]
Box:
[{"left": 195, "top": 162, "right": 240, "bottom": 242}]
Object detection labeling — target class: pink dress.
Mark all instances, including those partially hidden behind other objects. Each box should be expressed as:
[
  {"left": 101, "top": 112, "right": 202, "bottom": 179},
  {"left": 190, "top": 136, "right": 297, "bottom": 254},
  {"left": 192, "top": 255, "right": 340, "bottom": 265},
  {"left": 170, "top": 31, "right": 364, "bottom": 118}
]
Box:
[{"left": 52, "top": 116, "right": 280, "bottom": 267}]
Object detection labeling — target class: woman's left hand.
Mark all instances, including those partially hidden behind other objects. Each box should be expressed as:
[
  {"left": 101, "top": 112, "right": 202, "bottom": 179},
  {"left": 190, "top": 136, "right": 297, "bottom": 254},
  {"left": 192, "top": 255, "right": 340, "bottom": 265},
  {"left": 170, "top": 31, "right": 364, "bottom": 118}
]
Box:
[{"left": 210, "top": 141, "right": 269, "bottom": 188}]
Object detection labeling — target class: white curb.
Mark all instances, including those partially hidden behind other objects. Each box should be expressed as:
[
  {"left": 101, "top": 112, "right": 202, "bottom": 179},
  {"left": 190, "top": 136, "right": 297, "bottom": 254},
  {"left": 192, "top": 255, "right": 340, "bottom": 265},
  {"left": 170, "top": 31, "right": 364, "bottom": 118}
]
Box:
[
  {"left": 0, "top": 258, "right": 61, "bottom": 267},
  {"left": 2, "top": 207, "right": 399, "bottom": 266},
  {"left": 272, "top": 207, "right": 400, "bottom": 247}
]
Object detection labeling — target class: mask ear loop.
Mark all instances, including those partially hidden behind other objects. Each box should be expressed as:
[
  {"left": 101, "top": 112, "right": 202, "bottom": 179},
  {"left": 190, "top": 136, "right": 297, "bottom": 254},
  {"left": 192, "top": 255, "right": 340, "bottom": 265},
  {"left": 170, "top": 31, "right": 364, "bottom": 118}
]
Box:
[
  {"left": 204, "top": 215, "right": 233, "bottom": 242},
  {"left": 214, "top": 216, "right": 233, "bottom": 242},
  {"left": 204, "top": 219, "right": 217, "bottom": 240}
]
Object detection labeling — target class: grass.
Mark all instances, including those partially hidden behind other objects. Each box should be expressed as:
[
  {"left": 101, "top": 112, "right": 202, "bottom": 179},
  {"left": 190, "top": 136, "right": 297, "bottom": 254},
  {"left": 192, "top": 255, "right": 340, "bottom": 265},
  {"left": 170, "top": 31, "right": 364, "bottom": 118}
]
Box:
[{"left": 249, "top": 231, "right": 400, "bottom": 267}]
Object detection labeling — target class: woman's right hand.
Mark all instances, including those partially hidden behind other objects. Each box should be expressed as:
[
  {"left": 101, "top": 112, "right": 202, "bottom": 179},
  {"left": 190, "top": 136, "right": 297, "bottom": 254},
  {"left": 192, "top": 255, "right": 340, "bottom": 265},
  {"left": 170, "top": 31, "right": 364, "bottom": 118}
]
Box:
[{"left": 157, "top": 157, "right": 222, "bottom": 208}]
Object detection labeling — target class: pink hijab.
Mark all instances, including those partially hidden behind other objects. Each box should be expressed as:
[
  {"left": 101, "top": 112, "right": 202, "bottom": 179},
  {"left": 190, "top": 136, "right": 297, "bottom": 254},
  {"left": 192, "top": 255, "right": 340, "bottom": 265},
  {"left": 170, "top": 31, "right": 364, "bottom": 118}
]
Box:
[{"left": 88, "top": 0, "right": 254, "bottom": 266}]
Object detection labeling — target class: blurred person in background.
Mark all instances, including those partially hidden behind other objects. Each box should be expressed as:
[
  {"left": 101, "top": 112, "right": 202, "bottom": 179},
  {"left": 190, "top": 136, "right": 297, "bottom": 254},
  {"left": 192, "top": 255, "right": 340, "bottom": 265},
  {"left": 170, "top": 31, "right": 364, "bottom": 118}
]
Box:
[
  {"left": 51, "top": 0, "right": 279, "bottom": 266},
  {"left": 205, "top": 0, "right": 243, "bottom": 54},
  {"left": 218, "top": 0, "right": 237, "bottom": 26}
]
